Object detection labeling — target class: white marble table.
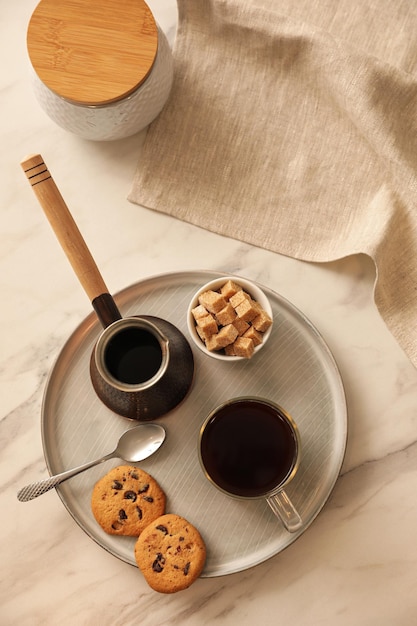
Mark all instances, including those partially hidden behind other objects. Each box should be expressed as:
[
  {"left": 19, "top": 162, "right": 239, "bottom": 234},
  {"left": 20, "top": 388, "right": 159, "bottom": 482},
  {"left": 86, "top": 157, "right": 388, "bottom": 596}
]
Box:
[{"left": 2, "top": 2, "right": 417, "bottom": 624}]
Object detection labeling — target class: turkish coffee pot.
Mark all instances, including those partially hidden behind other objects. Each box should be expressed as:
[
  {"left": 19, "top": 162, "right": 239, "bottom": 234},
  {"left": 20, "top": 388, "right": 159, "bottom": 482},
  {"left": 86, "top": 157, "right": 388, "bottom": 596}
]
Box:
[{"left": 21, "top": 154, "right": 194, "bottom": 420}]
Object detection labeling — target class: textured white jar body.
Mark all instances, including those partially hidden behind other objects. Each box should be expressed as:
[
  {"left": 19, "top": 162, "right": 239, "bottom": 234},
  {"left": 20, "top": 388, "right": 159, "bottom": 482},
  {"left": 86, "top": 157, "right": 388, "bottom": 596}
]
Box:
[{"left": 31, "top": 26, "right": 173, "bottom": 141}]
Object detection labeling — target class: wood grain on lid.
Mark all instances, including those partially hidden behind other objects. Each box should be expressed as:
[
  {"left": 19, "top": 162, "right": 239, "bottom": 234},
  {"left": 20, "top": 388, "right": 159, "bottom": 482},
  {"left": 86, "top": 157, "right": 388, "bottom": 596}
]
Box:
[{"left": 27, "top": 0, "right": 158, "bottom": 106}]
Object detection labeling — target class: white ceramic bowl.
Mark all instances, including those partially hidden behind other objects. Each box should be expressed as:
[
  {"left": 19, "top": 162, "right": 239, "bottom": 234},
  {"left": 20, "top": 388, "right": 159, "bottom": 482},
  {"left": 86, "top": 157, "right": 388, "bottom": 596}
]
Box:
[{"left": 187, "top": 276, "right": 273, "bottom": 361}]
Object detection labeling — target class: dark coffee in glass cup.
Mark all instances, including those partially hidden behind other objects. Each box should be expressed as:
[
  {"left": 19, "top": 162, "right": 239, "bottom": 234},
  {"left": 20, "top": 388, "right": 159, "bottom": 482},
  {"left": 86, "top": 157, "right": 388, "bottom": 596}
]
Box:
[{"left": 199, "top": 397, "right": 302, "bottom": 532}]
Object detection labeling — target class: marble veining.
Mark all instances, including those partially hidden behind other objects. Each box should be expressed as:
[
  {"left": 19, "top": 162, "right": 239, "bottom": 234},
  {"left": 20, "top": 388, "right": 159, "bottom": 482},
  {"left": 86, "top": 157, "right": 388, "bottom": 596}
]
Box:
[{"left": 2, "top": 1, "right": 417, "bottom": 624}]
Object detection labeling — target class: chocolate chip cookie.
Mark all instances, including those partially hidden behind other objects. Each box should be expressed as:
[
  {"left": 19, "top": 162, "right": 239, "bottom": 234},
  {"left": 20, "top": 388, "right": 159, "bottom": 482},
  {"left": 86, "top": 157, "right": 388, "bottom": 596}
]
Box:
[
  {"left": 91, "top": 465, "right": 166, "bottom": 536},
  {"left": 134, "top": 513, "right": 206, "bottom": 593}
]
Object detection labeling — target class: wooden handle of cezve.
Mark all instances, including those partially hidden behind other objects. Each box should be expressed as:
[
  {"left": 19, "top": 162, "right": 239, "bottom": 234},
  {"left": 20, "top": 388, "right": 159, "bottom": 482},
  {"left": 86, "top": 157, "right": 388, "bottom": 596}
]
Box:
[{"left": 20, "top": 153, "right": 121, "bottom": 327}]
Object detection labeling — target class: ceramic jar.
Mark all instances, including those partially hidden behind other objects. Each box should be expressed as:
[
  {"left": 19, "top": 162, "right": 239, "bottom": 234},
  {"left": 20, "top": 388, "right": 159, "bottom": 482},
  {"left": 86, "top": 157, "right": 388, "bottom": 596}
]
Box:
[{"left": 26, "top": 0, "right": 174, "bottom": 140}]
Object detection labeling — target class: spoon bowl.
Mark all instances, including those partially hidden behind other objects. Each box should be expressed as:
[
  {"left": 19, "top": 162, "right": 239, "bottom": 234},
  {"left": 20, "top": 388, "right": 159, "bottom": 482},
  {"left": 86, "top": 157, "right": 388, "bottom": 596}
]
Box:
[
  {"left": 115, "top": 423, "right": 166, "bottom": 462},
  {"left": 17, "top": 423, "right": 166, "bottom": 502}
]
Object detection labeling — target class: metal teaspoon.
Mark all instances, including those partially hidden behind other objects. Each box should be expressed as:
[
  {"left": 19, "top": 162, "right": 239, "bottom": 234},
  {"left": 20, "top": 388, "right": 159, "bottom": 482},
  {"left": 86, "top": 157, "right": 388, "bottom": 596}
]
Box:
[{"left": 17, "top": 423, "right": 166, "bottom": 502}]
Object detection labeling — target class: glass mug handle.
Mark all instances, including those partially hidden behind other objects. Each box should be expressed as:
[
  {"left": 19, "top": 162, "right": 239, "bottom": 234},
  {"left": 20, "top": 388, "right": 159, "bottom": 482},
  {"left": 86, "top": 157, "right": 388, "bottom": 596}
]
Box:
[{"left": 267, "top": 490, "right": 303, "bottom": 533}]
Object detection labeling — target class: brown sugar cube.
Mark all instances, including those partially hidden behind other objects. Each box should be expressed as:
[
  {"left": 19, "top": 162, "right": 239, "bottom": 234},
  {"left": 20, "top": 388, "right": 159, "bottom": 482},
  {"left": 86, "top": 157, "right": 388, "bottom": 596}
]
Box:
[
  {"left": 198, "top": 290, "right": 227, "bottom": 314},
  {"left": 252, "top": 310, "right": 273, "bottom": 333},
  {"left": 243, "top": 326, "right": 263, "bottom": 346},
  {"left": 229, "top": 290, "right": 251, "bottom": 309},
  {"left": 224, "top": 343, "right": 236, "bottom": 356},
  {"left": 215, "top": 303, "right": 236, "bottom": 326},
  {"left": 232, "top": 337, "right": 255, "bottom": 359},
  {"left": 235, "top": 298, "right": 259, "bottom": 322},
  {"left": 216, "top": 324, "right": 239, "bottom": 347},
  {"left": 196, "top": 313, "right": 218, "bottom": 336},
  {"left": 232, "top": 318, "right": 250, "bottom": 335},
  {"left": 251, "top": 300, "right": 263, "bottom": 314},
  {"left": 191, "top": 304, "right": 209, "bottom": 320},
  {"left": 196, "top": 325, "right": 212, "bottom": 342},
  {"left": 220, "top": 280, "right": 242, "bottom": 300},
  {"left": 205, "top": 335, "right": 221, "bottom": 351},
  {"left": 206, "top": 324, "right": 239, "bottom": 351}
]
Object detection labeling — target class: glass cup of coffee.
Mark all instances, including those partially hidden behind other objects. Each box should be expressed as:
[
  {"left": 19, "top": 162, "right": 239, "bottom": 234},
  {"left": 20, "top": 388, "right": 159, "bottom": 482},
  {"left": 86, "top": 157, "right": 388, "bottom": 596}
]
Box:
[{"left": 199, "top": 397, "right": 302, "bottom": 532}]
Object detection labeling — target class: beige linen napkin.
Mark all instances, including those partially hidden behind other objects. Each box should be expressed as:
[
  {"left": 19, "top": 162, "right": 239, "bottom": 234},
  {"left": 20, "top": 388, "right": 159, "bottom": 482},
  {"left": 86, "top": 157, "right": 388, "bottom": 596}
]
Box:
[{"left": 129, "top": 0, "right": 417, "bottom": 367}]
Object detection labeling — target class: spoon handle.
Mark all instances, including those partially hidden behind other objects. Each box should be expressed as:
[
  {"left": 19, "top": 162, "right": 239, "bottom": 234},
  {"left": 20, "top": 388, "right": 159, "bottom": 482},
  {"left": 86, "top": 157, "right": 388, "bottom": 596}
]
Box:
[
  {"left": 20, "top": 153, "right": 108, "bottom": 302},
  {"left": 17, "top": 453, "right": 114, "bottom": 502}
]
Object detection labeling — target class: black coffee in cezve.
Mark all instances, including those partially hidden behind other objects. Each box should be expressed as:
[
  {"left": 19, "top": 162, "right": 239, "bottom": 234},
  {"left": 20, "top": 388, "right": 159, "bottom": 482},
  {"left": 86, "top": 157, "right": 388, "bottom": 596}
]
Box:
[
  {"left": 200, "top": 400, "right": 297, "bottom": 497},
  {"left": 104, "top": 327, "right": 163, "bottom": 385}
]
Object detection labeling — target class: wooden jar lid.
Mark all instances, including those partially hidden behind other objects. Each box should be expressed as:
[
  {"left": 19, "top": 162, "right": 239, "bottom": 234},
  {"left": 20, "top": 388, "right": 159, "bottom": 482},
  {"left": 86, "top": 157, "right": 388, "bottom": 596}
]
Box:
[{"left": 27, "top": 0, "right": 158, "bottom": 106}]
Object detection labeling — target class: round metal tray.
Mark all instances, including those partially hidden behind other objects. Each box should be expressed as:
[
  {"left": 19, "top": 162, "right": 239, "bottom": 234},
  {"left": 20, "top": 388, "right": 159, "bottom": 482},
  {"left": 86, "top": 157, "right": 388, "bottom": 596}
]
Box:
[{"left": 42, "top": 270, "right": 347, "bottom": 577}]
